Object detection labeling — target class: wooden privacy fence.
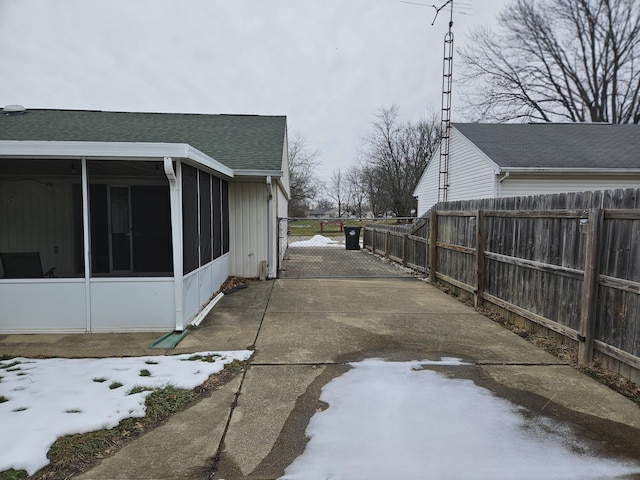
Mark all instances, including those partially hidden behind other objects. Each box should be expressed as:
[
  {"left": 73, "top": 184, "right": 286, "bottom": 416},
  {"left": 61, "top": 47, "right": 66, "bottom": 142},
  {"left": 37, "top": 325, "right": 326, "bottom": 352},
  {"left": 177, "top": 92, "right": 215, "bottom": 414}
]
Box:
[
  {"left": 363, "top": 219, "right": 429, "bottom": 273},
  {"left": 363, "top": 189, "right": 640, "bottom": 382}
]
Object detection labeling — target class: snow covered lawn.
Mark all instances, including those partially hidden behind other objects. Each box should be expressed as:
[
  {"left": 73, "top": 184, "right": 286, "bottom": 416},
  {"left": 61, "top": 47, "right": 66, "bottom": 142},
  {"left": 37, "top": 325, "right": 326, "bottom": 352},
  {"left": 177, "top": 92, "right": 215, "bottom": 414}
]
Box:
[
  {"left": 0, "top": 350, "right": 252, "bottom": 476},
  {"left": 281, "top": 358, "right": 640, "bottom": 480}
]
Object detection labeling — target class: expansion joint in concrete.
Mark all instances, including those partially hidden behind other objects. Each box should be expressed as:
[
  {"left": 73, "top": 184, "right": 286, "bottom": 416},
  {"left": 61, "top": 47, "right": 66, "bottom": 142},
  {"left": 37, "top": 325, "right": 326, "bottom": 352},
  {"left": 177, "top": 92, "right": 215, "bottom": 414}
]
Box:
[
  {"left": 209, "top": 280, "right": 277, "bottom": 479},
  {"left": 250, "top": 361, "right": 348, "bottom": 367},
  {"left": 475, "top": 361, "right": 569, "bottom": 366}
]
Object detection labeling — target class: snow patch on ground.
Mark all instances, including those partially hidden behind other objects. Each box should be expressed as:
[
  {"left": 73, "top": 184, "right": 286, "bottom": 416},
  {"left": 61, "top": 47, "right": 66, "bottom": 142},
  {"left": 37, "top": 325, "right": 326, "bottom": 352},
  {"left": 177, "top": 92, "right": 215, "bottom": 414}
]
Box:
[
  {"left": 281, "top": 358, "right": 640, "bottom": 480},
  {"left": 288, "top": 235, "right": 343, "bottom": 248},
  {"left": 0, "top": 350, "right": 252, "bottom": 475}
]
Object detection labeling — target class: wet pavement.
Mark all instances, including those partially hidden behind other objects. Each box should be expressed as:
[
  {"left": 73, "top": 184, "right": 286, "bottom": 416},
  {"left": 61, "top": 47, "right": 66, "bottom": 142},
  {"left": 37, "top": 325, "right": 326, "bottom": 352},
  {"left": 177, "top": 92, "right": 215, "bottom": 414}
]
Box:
[{"left": 2, "top": 278, "right": 640, "bottom": 479}]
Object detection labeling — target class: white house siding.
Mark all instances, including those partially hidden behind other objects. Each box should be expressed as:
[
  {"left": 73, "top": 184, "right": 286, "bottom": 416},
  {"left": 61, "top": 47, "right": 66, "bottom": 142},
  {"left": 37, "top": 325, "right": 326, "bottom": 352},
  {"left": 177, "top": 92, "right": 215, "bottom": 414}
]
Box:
[
  {"left": 182, "top": 254, "right": 230, "bottom": 326},
  {"left": 415, "top": 154, "right": 440, "bottom": 217},
  {"left": 500, "top": 175, "right": 640, "bottom": 197},
  {"left": 415, "top": 132, "right": 498, "bottom": 215},
  {"left": 446, "top": 133, "right": 497, "bottom": 204},
  {"left": 0, "top": 280, "right": 86, "bottom": 333},
  {"left": 229, "top": 182, "right": 269, "bottom": 278},
  {"left": 90, "top": 278, "right": 174, "bottom": 332}
]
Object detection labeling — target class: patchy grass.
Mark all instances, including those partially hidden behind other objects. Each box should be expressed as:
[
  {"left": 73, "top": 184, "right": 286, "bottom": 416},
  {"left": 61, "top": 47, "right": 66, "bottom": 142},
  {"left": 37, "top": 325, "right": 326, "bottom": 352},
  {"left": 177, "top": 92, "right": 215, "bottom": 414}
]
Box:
[
  {"left": 139, "top": 369, "right": 152, "bottom": 377},
  {"left": 0, "top": 361, "right": 21, "bottom": 370},
  {"left": 108, "top": 382, "right": 123, "bottom": 390},
  {"left": 1, "top": 360, "right": 248, "bottom": 480},
  {"left": 92, "top": 377, "right": 107, "bottom": 383},
  {"left": 185, "top": 354, "right": 221, "bottom": 363},
  {"left": 0, "top": 469, "right": 28, "bottom": 480},
  {"left": 127, "top": 385, "right": 154, "bottom": 396},
  {"left": 0, "top": 396, "right": 8, "bottom": 404}
]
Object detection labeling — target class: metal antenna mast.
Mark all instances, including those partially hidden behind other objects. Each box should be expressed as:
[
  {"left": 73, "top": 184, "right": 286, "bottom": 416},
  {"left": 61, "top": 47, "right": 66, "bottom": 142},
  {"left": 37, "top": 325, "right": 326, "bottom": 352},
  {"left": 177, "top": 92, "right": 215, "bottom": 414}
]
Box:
[{"left": 435, "top": 0, "right": 454, "bottom": 203}]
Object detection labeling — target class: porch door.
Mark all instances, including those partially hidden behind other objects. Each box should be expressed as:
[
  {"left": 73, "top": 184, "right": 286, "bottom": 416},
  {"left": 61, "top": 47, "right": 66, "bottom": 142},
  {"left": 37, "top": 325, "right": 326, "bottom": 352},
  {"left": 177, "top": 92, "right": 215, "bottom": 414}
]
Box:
[
  {"left": 89, "top": 184, "right": 172, "bottom": 275},
  {"left": 109, "top": 186, "right": 132, "bottom": 273}
]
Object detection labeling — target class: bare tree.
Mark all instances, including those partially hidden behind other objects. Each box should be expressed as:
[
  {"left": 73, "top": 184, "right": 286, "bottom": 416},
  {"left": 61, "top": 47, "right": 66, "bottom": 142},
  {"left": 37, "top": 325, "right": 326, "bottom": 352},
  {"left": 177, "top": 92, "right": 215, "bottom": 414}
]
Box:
[
  {"left": 288, "top": 131, "right": 322, "bottom": 216},
  {"left": 326, "top": 169, "right": 348, "bottom": 218},
  {"left": 360, "top": 106, "right": 440, "bottom": 217},
  {"left": 345, "top": 165, "right": 367, "bottom": 218},
  {"left": 460, "top": 0, "right": 640, "bottom": 123}
]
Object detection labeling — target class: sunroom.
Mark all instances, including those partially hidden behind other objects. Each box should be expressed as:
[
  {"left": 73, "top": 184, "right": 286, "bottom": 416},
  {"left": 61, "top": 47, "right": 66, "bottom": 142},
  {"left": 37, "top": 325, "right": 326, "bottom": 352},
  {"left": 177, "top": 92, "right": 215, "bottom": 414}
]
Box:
[{"left": 0, "top": 142, "right": 233, "bottom": 333}]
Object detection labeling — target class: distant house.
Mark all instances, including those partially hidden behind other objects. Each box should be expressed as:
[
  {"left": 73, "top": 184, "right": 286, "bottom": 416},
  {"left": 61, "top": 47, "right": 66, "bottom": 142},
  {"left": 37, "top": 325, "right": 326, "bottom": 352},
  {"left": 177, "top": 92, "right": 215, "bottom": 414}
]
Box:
[
  {"left": 413, "top": 123, "right": 640, "bottom": 215},
  {"left": 0, "top": 107, "right": 289, "bottom": 333},
  {"left": 307, "top": 208, "right": 331, "bottom": 218}
]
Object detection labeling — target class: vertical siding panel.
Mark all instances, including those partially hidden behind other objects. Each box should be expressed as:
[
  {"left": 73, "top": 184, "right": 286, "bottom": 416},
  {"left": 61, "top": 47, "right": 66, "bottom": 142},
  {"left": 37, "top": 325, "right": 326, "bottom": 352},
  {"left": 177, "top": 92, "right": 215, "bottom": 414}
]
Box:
[{"left": 229, "top": 182, "right": 270, "bottom": 278}]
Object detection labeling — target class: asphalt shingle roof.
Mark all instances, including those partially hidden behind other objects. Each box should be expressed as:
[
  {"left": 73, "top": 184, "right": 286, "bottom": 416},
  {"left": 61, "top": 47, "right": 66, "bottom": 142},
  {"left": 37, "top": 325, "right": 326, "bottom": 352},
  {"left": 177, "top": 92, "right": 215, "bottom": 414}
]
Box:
[
  {"left": 453, "top": 123, "right": 640, "bottom": 169},
  {"left": 0, "top": 109, "right": 287, "bottom": 171}
]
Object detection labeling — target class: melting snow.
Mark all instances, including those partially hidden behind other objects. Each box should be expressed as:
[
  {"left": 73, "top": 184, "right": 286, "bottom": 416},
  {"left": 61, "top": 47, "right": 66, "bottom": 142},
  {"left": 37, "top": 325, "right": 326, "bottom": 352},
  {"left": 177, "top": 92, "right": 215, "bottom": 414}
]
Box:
[
  {"left": 0, "top": 351, "right": 252, "bottom": 475},
  {"left": 288, "top": 235, "right": 343, "bottom": 248},
  {"left": 281, "top": 358, "right": 640, "bottom": 480}
]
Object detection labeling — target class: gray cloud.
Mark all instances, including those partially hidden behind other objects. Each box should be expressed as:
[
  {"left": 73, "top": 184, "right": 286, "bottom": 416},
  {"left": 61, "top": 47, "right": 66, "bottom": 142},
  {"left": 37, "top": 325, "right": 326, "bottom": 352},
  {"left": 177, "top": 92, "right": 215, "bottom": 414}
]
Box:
[{"left": 0, "top": 0, "right": 509, "bottom": 180}]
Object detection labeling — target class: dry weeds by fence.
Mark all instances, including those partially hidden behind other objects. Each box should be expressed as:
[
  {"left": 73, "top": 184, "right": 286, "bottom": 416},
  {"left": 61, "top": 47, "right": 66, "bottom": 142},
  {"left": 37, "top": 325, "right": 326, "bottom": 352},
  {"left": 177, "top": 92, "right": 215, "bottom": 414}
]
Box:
[{"left": 364, "top": 188, "right": 640, "bottom": 383}]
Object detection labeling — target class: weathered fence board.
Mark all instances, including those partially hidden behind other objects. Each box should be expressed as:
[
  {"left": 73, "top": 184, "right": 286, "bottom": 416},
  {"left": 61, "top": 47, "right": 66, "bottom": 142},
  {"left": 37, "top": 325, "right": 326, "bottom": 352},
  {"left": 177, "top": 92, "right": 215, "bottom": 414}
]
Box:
[{"left": 364, "top": 188, "right": 640, "bottom": 382}]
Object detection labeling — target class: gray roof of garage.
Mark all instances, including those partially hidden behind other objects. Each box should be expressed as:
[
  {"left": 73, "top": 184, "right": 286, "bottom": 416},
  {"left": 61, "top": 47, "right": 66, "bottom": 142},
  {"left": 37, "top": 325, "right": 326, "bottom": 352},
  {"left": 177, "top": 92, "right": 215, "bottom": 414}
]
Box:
[{"left": 453, "top": 123, "right": 640, "bottom": 169}]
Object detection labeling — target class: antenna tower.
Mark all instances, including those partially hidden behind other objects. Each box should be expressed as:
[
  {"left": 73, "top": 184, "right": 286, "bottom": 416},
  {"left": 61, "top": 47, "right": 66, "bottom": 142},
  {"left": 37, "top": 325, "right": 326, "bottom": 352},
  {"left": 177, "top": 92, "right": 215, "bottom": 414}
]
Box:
[{"left": 435, "top": 0, "right": 454, "bottom": 203}]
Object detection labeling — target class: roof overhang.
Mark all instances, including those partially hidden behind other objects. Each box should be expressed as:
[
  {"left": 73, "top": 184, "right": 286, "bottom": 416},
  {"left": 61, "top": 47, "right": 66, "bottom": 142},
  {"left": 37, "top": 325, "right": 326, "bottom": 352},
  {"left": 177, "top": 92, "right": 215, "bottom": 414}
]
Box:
[
  {"left": 233, "top": 169, "right": 290, "bottom": 200},
  {"left": 0, "top": 140, "right": 235, "bottom": 179},
  {"left": 234, "top": 168, "right": 284, "bottom": 179},
  {"left": 500, "top": 167, "right": 640, "bottom": 174}
]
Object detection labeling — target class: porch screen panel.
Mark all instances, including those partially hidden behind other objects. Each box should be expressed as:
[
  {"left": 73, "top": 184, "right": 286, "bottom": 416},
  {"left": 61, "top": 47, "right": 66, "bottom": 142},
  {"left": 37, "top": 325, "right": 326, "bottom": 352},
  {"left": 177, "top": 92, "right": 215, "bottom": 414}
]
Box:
[
  {"left": 182, "top": 164, "right": 199, "bottom": 274},
  {"left": 222, "top": 179, "right": 230, "bottom": 254},
  {"left": 212, "top": 176, "right": 222, "bottom": 259},
  {"left": 89, "top": 184, "right": 110, "bottom": 274},
  {"left": 199, "top": 171, "right": 212, "bottom": 265},
  {"left": 0, "top": 159, "right": 82, "bottom": 278},
  {"left": 131, "top": 186, "right": 172, "bottom": 273}
]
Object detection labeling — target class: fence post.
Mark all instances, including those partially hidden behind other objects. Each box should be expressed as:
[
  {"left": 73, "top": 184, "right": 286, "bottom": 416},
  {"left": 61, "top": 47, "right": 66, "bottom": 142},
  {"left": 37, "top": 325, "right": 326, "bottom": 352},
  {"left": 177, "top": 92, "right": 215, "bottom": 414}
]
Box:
[
  {"left": 579, "top": 208, "right": 603, "bottom": 364},
  {"left": 385, "top": 230, "right": 390, "bottom": 259},
  {"left": 429, "top": 209, "right": 437, "bottom": 283},
  {"left": 475, "top": 210, "right": 485, "bottom": 307},
  {"left": 402, "top": 233, "right": 408, "bottom": 268}
]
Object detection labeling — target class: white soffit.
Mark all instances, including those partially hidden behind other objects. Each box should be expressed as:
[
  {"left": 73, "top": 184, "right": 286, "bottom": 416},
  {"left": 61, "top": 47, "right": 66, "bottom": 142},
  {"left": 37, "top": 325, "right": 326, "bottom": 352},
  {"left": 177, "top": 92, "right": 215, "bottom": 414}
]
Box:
[{"left": 0, "top": 141, "right": 234, "bottom": 178}]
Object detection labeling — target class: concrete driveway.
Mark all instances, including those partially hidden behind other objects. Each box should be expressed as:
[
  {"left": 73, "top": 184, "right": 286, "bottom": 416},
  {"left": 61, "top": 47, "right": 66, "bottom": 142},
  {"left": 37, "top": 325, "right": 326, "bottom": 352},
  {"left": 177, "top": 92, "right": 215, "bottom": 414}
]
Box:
[{"left": 3, "top": 278, "right": 640, "bottom": 479}]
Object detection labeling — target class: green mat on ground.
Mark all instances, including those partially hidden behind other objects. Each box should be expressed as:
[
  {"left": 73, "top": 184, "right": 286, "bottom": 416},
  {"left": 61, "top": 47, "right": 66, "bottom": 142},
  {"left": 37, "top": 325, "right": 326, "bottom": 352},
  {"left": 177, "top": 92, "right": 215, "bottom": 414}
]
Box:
[{"left": 149, "top": 330, "right": 189, "bottom": 349}]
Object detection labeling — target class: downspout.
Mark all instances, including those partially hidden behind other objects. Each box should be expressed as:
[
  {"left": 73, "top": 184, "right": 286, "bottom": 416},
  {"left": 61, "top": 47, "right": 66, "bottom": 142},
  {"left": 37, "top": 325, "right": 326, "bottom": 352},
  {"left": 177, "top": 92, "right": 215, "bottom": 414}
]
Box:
[
  {"left": 497, "top": 171, "right": 510, "bottom": 197},
  {"left": 81, "top": 157, "right": 92, "bottom": 332},
  {"left": 266, "top": 176, "right": 275, "bottom": 278},
  {"left": 164, "top": 157, "right": 184, "bottom": 331}
]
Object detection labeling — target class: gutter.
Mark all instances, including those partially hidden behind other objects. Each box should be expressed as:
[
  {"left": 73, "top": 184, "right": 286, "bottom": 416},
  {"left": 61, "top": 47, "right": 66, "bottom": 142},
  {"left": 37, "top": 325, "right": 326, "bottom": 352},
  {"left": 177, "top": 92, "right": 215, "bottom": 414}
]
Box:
[{"left": 499, "top": 167, "right": 640, "bottom": 174}]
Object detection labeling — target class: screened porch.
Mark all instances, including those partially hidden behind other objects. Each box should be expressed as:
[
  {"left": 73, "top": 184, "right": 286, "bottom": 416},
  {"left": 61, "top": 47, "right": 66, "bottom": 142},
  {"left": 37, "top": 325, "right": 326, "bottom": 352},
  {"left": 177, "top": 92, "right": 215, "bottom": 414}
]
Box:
[{"left": 0, "top": 155, "right": 231, "bottom": 333}]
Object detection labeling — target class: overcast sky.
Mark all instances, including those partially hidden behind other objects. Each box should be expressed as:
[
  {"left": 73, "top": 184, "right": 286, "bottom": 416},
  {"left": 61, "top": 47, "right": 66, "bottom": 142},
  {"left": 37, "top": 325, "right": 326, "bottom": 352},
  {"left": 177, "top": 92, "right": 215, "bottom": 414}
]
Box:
[{"left": 0, "top": 0, "right": 510, "bottom": 180}]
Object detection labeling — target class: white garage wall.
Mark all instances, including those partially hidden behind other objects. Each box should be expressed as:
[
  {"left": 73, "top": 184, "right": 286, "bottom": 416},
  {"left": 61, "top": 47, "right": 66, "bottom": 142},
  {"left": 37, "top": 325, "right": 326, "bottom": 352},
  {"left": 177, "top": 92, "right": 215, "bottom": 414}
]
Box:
[{"left": 229, "top": 182, "right": 269, "bottom": 278}]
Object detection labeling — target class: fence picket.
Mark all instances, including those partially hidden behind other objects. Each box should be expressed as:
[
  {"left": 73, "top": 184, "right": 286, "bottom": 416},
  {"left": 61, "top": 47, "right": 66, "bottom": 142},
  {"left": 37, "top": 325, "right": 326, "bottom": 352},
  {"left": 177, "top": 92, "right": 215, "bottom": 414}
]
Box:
[{"left": 362, "top": 188, "right": 640, "bottom": 382}]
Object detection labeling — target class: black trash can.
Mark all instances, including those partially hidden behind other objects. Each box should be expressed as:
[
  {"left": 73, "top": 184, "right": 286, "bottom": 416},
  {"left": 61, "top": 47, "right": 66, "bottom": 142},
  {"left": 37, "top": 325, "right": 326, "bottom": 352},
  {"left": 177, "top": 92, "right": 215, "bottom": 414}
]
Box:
[{"left": 344, "top": 226, "right": 362, "bottom": 250}]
